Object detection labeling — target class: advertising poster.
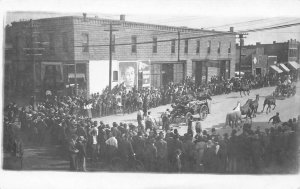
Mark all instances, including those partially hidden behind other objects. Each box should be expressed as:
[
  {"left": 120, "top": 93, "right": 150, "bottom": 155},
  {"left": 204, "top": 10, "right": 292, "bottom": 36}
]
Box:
[
  {"left": 119, "top": 61, "right": 138, "bottom": 90},
  {"left": 139, "top": 61, "right": 151, "bottom": 88}
]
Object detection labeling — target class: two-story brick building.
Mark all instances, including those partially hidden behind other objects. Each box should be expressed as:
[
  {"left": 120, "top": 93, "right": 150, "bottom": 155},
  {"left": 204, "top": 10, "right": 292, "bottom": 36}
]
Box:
[{"left": 7, "top": 14, "right": 236, "bottom": 97}]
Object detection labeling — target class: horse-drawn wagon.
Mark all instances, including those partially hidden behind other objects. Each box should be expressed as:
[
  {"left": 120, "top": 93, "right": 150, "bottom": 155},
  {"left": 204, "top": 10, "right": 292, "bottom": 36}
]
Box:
[
  {"left": 170, "top": 95, "right": 211, "bottom": 124},
  {"left": 274, "top": 82, "right": 296, "bottom": 98}
]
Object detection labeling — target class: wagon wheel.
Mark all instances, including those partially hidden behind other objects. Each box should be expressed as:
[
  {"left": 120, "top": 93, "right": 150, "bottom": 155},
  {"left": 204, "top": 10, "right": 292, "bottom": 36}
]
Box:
[{"left": 199, "top": 105, "right": 208, "bottom": 120}]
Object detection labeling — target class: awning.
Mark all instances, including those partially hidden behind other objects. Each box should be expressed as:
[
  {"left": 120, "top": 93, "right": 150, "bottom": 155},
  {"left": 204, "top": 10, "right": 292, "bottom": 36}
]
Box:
[
  {"left": 270, "top": 65, "right": 283, "bottom": 73},
  {"left": 287, "top": 61, "right": 300, "bottom": 70},
  {"left": 279, "top": 63, "right": 290, "bottom": 72}
]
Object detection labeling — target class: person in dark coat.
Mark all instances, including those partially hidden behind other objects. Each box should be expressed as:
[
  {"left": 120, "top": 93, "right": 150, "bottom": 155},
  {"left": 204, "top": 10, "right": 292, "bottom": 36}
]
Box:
[
  {"left": 202, "top": 140, "right": 216, "bottom": 173},
  {"left": 76, "top": 136, "right": 87, "bottom": 171},
  {"left": 132, "top": 131, "right": 146, "bottom": 163},
  {"left": 143, "top": 95, "right": 148, "bottom": 117},
  {"left": 144, "top": 138, "right": 157, "bottom": 172},
  {"left": 68, "top": 134, "right": 79, "bottom": 171},
  {"left": 182, "top": 134, "right": 195, "bottom": 172}
]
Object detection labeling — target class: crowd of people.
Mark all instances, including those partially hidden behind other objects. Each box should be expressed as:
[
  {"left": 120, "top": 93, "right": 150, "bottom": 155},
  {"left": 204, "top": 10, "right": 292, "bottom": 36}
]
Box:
[
  {"left": 3, "top": 71, "right": 299, "bottom": 173},
  {"left": 87, "top": 73, "right": 295, "bottom": 118},
  {"left": 4, "top": 94, "right": 299, "bottom": 173}
]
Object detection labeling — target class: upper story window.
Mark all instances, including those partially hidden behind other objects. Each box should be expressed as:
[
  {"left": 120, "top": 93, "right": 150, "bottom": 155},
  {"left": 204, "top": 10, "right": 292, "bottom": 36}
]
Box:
[
  {"left": 131, "top": 35, "right": 137, "bottom": 53},
  {"left": 207, "top": 40, "right": 211, "bottom": 54},
  {"left": 196, "top": 40, "right": 200, "bottom": 54},
  {"left": 171, "top": 39, "right": 176, "bottom": 54},
  {"left": 82, "top": 33, "right": 89, "bottom": 53},
  {"left": 184, "top": 39, "right": 188, "bottom": 54},
  {"left": 152, "top": 37, "right": 157, "bottom": 53},
  {"left": 228, "top": 42, "right": 231, "bottom": 54},
  {"left": 218, "top": 41, "right": 221, "bottom": 54},
  {"left": 62, "top": 32, "right": 68, "bottom": 52}
]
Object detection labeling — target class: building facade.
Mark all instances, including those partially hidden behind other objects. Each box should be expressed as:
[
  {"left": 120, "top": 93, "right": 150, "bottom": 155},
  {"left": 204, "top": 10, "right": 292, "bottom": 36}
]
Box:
[
  {"left": 7, "top": 15, "right": 236, "bottom": 97},
  {"left": 236, "top": 39, "right": 300, "bottom": 76}
]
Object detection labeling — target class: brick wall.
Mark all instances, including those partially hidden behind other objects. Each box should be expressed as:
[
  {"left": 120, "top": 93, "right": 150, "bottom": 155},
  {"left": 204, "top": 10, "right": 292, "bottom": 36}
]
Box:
[{"left": 72, "top": 16, "right": 236, "bottom": 77}]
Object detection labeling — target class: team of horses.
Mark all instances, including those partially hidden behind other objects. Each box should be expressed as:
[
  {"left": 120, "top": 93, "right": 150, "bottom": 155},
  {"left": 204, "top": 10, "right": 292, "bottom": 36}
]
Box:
[{"left": 225, "top": 93, "right": 277, "bottom": 129}]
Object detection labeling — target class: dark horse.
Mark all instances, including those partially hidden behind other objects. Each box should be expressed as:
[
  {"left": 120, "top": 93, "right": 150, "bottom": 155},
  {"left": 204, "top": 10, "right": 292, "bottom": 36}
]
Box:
[
  {"left": 238, "top": 80, "right": 251, "bottom": 97},
  {"left": 240, "top": 99, "right": 253, "bottom": 120},
  {"left": 261, "top": 93, "right": 276, "bottom": 114}
]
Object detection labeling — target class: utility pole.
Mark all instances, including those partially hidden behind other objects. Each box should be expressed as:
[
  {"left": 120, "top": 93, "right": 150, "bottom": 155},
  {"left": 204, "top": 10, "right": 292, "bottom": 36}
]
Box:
[
  {"left": 238, "top": 33, "right": 248, "bottom": 79},
  {"left": 24, "top": 20, "right": 47, "bottom": 108},
  {"left": 104, "top": 23, "right": 119, "bottom": 91},
  {"left": 177, "top": 31, "right": 180, "bottom": 62}
]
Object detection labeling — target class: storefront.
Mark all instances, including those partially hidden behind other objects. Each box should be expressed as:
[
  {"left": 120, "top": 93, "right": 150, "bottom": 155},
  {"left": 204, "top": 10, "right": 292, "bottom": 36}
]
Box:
[
  {"left": 193, "top": 59, "right": 231, "bottom": 85},
  {"left": 150, "top": 61, "right": 185, "bottom": 89}
]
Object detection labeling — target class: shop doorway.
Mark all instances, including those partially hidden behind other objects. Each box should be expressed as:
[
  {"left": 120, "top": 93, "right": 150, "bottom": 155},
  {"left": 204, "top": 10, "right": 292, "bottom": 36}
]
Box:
[
  {"left": 256, "top": 67, "right": 262, "bottom": 76},
  {"left": 162, "top": 64, "right": 174, "bottom": 86}
]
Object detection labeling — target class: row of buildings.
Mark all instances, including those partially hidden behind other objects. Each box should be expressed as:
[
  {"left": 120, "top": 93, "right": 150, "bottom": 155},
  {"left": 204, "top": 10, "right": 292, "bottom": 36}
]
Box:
[
  {"left": 236, "top": 39, "right": 300, "bottom": 76},
  {"left": 4, "top": 14, "right": 300, "bottom": 99}
]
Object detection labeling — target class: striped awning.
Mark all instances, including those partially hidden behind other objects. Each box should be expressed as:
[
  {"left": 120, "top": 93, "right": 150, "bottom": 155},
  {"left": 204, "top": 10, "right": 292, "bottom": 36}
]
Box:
[
  {"left": 287, "top": 61, "right": 300, "bottom": 70},
  {"left": 279, "top": 63, "right": 290, "bottom": 72},
  {"left": 270, "top": 65, "right": 283, "bottom": 73}
]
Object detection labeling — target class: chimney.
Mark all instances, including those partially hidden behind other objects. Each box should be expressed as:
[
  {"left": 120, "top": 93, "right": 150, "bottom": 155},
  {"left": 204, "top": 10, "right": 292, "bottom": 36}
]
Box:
[
  {"left": 256, "top": 42, "right": 261, "bottom": 46},
  {"left": 273, "top": 41, "right": 276, "bottom": 44},
  {"left": 229, "top": 27, "right": 234, "bottom": 32},
  {"left": 120, "top": 15, "right": 125, "bottom": 21},
  {"left": 83, "top": 13, "right": 87, "bottom": 21}
]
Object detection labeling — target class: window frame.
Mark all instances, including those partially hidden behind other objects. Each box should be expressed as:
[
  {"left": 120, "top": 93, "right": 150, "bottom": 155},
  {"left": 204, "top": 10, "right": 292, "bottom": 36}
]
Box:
[
  {"left": 171, "top": 39, "right": 176, "bottom": 54},
  {"left": 196, "top": 40, "right": 200, "bottom": 54},
  {"left": 131, "top": 35, "right": 137, "bottom": 53},
  {"left": 207, "top": 40, "right": 211, "bottom": 54},
  {"left": 228, "top": 42, "right": 231, "bottom": 54},
  {"left": 82, "top": 33, "right": 89, "bottom": 53},
  {"left": 152, "top": 36, "right": 158, "bottom": 53},
  {"left": 184, "top": 39, "right": 189, "bottom": 54}
]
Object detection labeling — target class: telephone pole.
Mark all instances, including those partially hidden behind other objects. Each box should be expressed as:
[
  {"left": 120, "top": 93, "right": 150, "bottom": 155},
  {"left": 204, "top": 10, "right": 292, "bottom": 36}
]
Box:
[
  {"left": 238, "top": 33, "right": 248, "bottom": 79},
  {"left": 24, "top": 19, "right": 45, "bottom": 109},
  {"left": 177, "top": 31, "right": 180, "bottom": 62},
  {"left": 104, "top": 23, "right": 119, "bottom": 91}
]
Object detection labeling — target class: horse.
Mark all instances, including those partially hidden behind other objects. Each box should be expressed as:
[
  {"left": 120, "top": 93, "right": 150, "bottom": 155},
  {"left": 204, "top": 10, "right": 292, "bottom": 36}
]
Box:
[
  {"left": 261, "top": 93, "right": 276, "bottom": 114},
  {"left": 249, "top": 94, "right": 259, "bottom": 117},
  {"left": 225, "top": 102, "right": 242, "bottom": 128},
  {"left": 240, "top": 99, "right": 253, "bottom": 120},
  {"left": 238, "top": 80, "right": 250, "bottom": 97}
]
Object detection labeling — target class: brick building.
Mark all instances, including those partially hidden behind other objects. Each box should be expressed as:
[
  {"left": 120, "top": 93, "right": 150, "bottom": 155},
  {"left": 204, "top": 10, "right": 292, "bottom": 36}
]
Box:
[
  {"left": 236, "top": 39, "right": 300, "bottom": 76},
  {"left": 7, "top": 14, "right": 236, "bottom": 97}
]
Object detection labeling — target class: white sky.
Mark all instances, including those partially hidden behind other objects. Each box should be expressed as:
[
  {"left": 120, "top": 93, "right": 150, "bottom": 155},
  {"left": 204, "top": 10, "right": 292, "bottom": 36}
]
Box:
[{"left": 3, "top": 0, "right": 300, "bottom": 45}]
